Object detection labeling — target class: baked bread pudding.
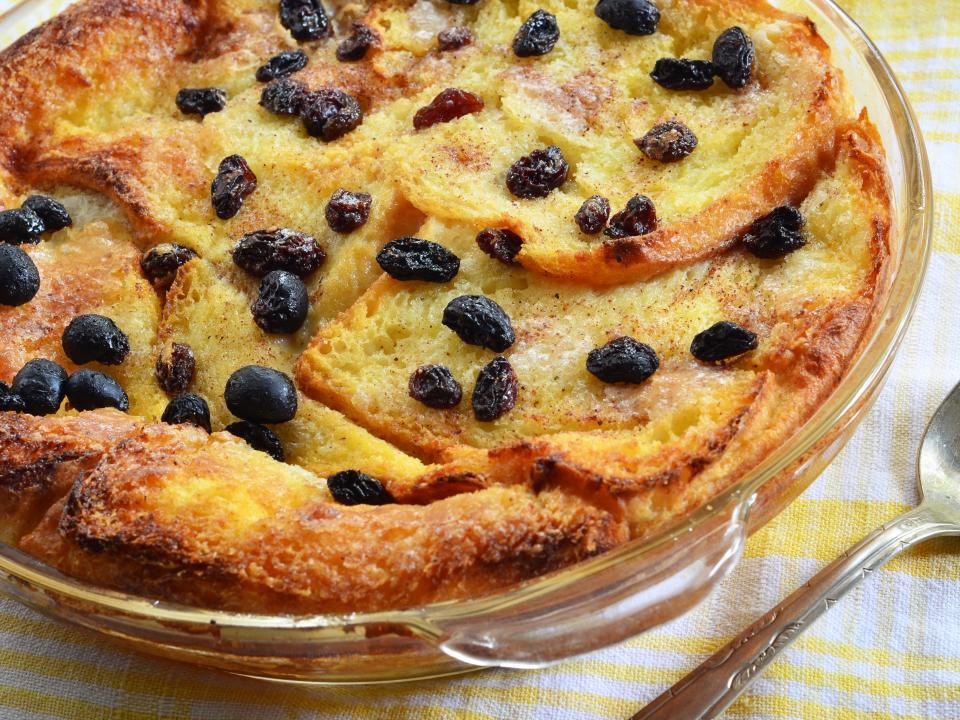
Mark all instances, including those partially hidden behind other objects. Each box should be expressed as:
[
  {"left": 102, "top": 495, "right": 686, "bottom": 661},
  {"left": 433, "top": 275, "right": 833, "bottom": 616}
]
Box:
[{"left": 0, "top": 0, "right": 890, "bottom": 613}]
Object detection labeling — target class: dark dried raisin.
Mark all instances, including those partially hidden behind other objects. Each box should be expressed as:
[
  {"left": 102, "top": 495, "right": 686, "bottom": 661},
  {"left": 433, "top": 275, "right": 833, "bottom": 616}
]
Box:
[
  {"left": 211, "top": 155, "right": 257, "bottom": 220},
  {"left": 260, "top": 78, "right": 308, "bottom": 115},
  {"left": 226, "top": 420, "right": 285, "bottom": 461},
  {"left": 472, "top": 356, "right": 519, "bottom": 421},
  {"left": 476, "top": 228, "right": 523, "bottom": 264},
  {"left": 636, "top": 119, "right": 698, "bottom": 162},
  {"left": 256, "top": 49, "right": 308, "bottom": 82},
  {"left": 279, "top": 0, "right": 330, "bottom": 41},
  {"left": 233, "top": 228, "right": 325, "bottom": 277},
  {"left": 12, "top": 359, "right": 67, "bottom": 416},
  {"left": 251, "top": 270, "right": 309, "bottom": 334},
  {"left": 594, "top": 0, "right": 659, "bottom": 35},
  {"left": 377, "top": 237, "right": 460, "bottom": 282},
  {"left": 604, "top": 195, "right": 657, "bottom": 238},
  {"left": 445, "top": 0, "right": 480, "bottom": 4},
  {"left": 413, "top": 88, "right": 484, "bottom": 130},
  {"left": 325, "top": 189, "right": 372, "bottom": 233},
  {"left": 62, "top": 314, "right": 130, "bottom": 366},
  {"left": 65, "top": 369, "right": 128, "bottom": 412},
  {"left": 140, "top": 243, "right": 197, "bottom": 290},
  {"left": 442, "top": 295, "right": 515, "bottom": 352},
  {"left": 300, "top": 89, "right": 363, "bottom": 141},
  {"left": 712, "top": 26, "right": 755, "bottom": 89},
  {"left": 438, "top": 26, "right": 473, "bottom": 51},
  {"left": 0, "top": 244, "right": 40, "bottom": 306},
  {"left": 161, "top": 393, "right": 212, "bottom": 432},
  {"left": 0, "top": 208, "right": 43, "bottom": 245},
  {"left": 506, "top": 145, "right": 569, "bottom": 199},
  {"left": 22, "top": 195, "right": 71, "bottom": 233},
  {"left": 156, "top": 342, "right": 196, "bottom": 395},
  {"left": 337, "top": 23, "right": 377, "bottom": 61},
  {"left": 513, "top": 9, "right": 560, "bottom": 57},
  {"left": 0, "top": 381, "right": 25, "bottom": 413},
  {"left": 586, "top": 336, "right": 659, "bottom": 384},
  {"left": 175, "top": 87, "right": 227, "bottom": 116},
  {"left": 743, "top": 206, "right": 806, "bottom": 259},
  {"left": 327, "top": 470, "right": 394, "bottom": 505},
  {"left": 409, "top": 364, "right": 462, "bottom": 409},
  {"left": 225, "top": 365, "right": 298, "bottom": 424},
  {"left": 651, "top": 58, "right": 715, "bottom": 90},
  {"left": 575, "top": 195, "right": 610, "bottom": 234},
  {"left": 690, "top": 320, "right": 758, "bottom": 362}
]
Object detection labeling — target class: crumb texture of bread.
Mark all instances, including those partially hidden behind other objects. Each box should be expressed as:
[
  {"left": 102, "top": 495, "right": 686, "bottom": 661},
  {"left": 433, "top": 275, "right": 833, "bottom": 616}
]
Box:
[{"left": 0, "top": 0, "right": 891, "bottom": 613}]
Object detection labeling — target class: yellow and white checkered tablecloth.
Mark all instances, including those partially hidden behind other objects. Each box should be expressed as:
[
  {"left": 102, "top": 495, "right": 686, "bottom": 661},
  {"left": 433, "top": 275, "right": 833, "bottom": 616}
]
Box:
[{"left": 0, "top": 0, "right": 957, "bottom": 717}]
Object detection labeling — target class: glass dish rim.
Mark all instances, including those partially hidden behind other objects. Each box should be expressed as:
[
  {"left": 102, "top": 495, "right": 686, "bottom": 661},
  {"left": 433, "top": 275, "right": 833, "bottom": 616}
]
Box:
[{"left": 0, "top": 0, "right": 934, "bottom": 662}]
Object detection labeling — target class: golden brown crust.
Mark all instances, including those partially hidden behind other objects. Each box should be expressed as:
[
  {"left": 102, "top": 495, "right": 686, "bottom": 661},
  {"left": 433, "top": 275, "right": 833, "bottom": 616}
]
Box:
[{"left": 0, "top": 0, "right": 892, "bottom": 614}]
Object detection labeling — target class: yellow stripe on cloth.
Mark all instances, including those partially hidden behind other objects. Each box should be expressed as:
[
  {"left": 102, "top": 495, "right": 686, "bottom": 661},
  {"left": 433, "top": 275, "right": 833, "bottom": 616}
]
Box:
[{"left": 0, "top": 1, "right": 958, "bottom": 718}]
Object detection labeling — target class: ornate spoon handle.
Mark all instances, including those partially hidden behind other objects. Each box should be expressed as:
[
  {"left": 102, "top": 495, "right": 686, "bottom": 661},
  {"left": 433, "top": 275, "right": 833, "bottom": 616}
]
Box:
[{"left": 632, "top": 504, "right": 952, "bottom": 720}]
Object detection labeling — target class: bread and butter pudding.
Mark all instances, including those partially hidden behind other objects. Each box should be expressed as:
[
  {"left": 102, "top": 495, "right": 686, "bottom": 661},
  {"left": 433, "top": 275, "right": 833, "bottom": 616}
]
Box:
[{"left": 0, "top": 0, "right": 890, "bottom": 613}]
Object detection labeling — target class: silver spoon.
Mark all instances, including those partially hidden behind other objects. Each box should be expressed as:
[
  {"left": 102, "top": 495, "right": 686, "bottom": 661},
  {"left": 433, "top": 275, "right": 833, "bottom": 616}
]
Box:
[{"left": 633, "top": 379, "right": 960, "bottom": 720}]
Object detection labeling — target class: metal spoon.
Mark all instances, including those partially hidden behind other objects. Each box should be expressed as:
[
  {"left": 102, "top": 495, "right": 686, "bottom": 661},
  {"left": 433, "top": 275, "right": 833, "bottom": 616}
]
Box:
[{"left": 633, "top": 379, "right": 960, "bottom": 720}]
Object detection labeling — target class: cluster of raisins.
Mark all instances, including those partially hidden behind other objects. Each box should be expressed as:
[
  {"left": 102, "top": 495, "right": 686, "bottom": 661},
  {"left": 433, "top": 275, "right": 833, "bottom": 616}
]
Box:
[
  {"left": 260, "top": 80, "right": 364, "bottom": 142},
  {"left": 574, "top": 195, "right": 657, "bottom": 238},
  {"left": 0, "top": 194, "right": 71, "bottom": 308},
  {"left": 211, "top": 365, "right": 300, "bottom": 460},
  {"left": 651, "top": 26, "right": 755, "bottom": 91}
]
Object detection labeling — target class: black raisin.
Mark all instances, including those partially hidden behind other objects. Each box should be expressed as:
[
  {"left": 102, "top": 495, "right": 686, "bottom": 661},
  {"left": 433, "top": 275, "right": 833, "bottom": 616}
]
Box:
[
  {"left": 413, "top": 88, "right": 484, "bottom": 130},
  {"left": 636, "top": 119, "right": 698, "bottom": 162},
  {"left": 11, "top": 359, "right": 67, "bottom": 416},
  {"left": 327, "top": 470, "right": 394, "bottom": 505},
  {"left": 22, "top": 195, "right": 72, "bottom": 233},
  {"left": 61, "top": 314, "right": 130, "bottom": 366},
  {"left": 575, "top": 195, "right": 610, "bottom": 234},
  {"left": 156, "top": 342, "right": 196, "bottom": 395},
  {"left": 260, "top": 78, "right": 308, "bottom": 115},
  {"left": 161, "top": 393, "right": 212, "bottom": 432},
  {"left": 513, "top": 9, "right": 560, "bottom": 57},
  {"left": 140, "top": 243, "right": 197, "bottom": 290},
  {"left": 742, "top": 206, "right": 806, "bottom": 259},
  {"left": 472, "top": 356, "right": 519, "bottom": 421},
  {"left": 0, "top": 244, "right": 40, "bottom": 306},
  {"left": 594, "top": 0, "right": 659, "bottom": 35},
  {"left": 175, "top": 87, "right": 227, "bottom": 116},
  {"left": 251, "top": 270, "right": 309, "bottom": 334},
  {"left": 255, "top": 49, "right": 308, "bottom": 82},
  {"left": 65, "top": 369, "right": 128, "bottom": 412},
  {"left": 377, "top": 237, "right": 460, "bottom": 282},
  {"left": 476, "top": 228, "right": 522, "bottom": 264},
  {"left": 0, "top": 208, "right": 43, "bottom": 245},
  {"left": 336, "top": 23, "right": 377, "bottom": 61},
  {"left": 224, "top": 365, "right": 298, "bottom": 424},
  {"left": 211, "top": 155, "right": 257, "bottom": 220},
  {"left": 442, "top": 295, "right": 515, "bottom": 352},
  {"left": 438, "top": 26, "right": 473, "bottom": 51},
  {"left": 279, "top": 0, "right": 330, "bottom": 41},
  {"left": 604, "top": 195, "right": 657, "bottom": 238},
  {"left": 324, "top": 189, "right": 372, "bottom": 233},
  {"left": 445, "top": 0, "right": 480, "bottom": 4},
  {"left": 506, "top": 145, "right": 569, "bottom": 199},
  {"left": 226, "top": 420, "right": 285, "bottom": 461},
  {"left": 409, "top": 364, "right": 462, "bottom": 409},
  {"left": 712, "top": 26, "right": 755, "bottom": 89},
  {"left": 690, "top": 320, "right": 758, "bottom": 362},
  {"left": 0, "top": 381, "right": 25, "bottom": 412},
  {"left": 233, "top": 228, "right": 325, "bottom": 277},
  {"left": 586, "top": 336, "right": 659, "bottom": 384},
  {"left": 300, "top": 89, "right": 363, "bottom": 141},
  {"left": 651, "top": 58, "right": 715, "bottom": 90}
]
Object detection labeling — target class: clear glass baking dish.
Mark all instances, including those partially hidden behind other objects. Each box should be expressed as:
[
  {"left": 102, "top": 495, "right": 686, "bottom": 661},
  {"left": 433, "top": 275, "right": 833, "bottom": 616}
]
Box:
[{"left": 0, "top": 0, "right": 932, "bottom": 684}]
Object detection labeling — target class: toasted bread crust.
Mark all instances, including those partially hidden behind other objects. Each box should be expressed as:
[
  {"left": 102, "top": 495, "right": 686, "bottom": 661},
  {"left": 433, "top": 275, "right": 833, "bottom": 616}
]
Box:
[{"left": 0, "top": 0, "right": 891, "bottom": 613}]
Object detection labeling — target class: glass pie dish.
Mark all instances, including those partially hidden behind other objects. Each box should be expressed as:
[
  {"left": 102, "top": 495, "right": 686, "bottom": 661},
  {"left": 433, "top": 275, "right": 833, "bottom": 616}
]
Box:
[{"left": 0, "top": 0, "right": 932, "bottom": 684}]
